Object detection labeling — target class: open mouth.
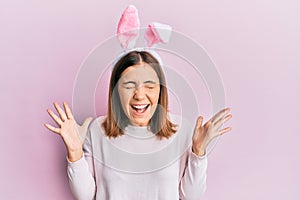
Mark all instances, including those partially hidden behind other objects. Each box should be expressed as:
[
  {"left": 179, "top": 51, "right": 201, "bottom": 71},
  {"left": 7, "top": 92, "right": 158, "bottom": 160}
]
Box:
[{"left": 131, "top": 104, "right": 150, "bottom": 114}]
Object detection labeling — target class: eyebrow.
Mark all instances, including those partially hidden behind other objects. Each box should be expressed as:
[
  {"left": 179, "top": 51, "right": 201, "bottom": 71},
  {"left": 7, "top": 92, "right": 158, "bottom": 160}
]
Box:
[{"left": 144, "top": 80, "right": 158, "bottom": 84}]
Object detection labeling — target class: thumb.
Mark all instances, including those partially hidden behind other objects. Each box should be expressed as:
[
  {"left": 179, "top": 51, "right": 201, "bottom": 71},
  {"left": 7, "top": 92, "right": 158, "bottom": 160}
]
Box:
[
  {"left": 77, "top": 117, "right": 93, "bottom": 143},
  {"left": 82, "top": 117, "right": 93, "bottom": 130},
  {"left": 196, "top": 116, "right": 203, "bottom": 129}
]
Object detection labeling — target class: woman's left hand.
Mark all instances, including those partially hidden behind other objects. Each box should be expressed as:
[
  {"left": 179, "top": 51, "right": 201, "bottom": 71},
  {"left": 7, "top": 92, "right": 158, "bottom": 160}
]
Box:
[{"left": 192, "top": 107, "right": 232, "bottom": 156}]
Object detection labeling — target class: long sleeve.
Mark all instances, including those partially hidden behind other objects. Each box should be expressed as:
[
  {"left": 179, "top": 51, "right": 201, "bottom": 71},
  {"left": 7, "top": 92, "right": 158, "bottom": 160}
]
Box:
[
  {"left": 179, "top": 145, "right": 208, "bottom": 200},
  {"left": 67, "top": 126, "right": 96, "bottom": 200}
]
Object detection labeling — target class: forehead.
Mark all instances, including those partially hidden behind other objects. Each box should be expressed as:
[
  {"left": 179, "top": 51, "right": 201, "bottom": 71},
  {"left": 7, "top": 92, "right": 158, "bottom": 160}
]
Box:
[{"left": 120, "top": 63, "right": 159, "bottom": 82}]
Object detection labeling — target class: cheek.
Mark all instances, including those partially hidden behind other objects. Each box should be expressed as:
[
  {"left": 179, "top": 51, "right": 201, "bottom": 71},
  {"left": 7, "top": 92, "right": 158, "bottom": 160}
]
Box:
[
  {"left": 149, "top": 89, "right": 160, "bottom": 103},
  {"left": 118, "top": 89, "right": 133, "bottom": 107}
]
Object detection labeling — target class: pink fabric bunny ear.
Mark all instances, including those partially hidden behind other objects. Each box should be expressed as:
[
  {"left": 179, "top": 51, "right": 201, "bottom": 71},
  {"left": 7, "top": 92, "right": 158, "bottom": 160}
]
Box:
[
  {"left": 145, "top": 22, "right": 172, "bottom": 48},
  {"left": 117, "top": 5, "right": 140, "bottom": 49}
]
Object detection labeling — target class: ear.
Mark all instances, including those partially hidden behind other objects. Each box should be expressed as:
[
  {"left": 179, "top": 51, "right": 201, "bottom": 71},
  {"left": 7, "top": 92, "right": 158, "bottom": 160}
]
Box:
[
  {"left": 144, "top": 22, "right": 172, "bottom": 48},
  {"left": 117, "top": 5, "right": 140, "bottom": 49}
]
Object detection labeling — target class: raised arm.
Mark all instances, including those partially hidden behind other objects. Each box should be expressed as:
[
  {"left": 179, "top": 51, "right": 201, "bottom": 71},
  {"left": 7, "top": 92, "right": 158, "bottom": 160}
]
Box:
[
  {"left": 179, "top": 107, "right": 232, "bottom": 200},
  {"left": 45, "top": 102, "right": 95, "bottom": 199},
  {"left": 179, "top": 145, "right": 208, "bottom": 200},
  {"left": 67, "top": 127, "right": 97, "bottom": 200}
]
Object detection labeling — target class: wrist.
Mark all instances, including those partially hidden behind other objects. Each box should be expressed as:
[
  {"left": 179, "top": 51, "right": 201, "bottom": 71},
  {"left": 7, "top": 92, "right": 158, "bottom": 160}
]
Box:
[
  {"left": 67, "top": 149, "right": 83, "bottom": 162},
  {"left": 192, "top": 145, "right": 206, "bottom": 156}
]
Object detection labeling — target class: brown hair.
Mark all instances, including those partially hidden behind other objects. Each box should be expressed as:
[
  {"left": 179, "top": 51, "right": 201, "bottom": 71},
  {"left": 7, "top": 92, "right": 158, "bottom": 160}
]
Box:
[{"left": 102, "top": 51, "right": 177, "bottom": 139}]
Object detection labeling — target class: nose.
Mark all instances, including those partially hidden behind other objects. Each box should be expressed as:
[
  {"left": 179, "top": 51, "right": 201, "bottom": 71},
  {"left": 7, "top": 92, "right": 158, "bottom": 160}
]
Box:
[{"left": 133, "top": 86, "right": 146, "bottom": 100}]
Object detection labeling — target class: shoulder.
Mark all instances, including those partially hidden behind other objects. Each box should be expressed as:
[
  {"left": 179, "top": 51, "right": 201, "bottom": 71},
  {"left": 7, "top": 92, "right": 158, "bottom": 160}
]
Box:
[
  {"left": 89, "top": 115, "right": 106, "bottom": 128},
  {"left": 168, "top": 113, "right": 181, "bottom": 124},
  {"left": 87, "top": 115, "right": 107, "bottom": 136},
  {"left": 168, "top": 113, "right": 195, "bottom": 148},
  {"left": 168, "top": 113, "right": 194, "bottom": 132}
]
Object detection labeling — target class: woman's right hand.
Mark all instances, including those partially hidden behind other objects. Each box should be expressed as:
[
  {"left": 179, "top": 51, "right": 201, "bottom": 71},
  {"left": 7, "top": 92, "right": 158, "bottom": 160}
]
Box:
[{"left": 45, "top": 102, "right": 93, "bottom": 162}]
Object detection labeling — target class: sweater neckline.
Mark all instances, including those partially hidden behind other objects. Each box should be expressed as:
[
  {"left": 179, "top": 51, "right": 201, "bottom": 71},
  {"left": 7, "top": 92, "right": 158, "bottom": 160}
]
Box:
[{"left": 124, "top": 124, "right": 155, "bottom": 139}]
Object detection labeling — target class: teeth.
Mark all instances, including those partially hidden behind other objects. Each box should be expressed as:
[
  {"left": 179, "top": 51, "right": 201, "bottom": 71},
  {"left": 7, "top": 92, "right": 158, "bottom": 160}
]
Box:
[{"left": 132, "top": 104, "right": 148, "bottom": 109}]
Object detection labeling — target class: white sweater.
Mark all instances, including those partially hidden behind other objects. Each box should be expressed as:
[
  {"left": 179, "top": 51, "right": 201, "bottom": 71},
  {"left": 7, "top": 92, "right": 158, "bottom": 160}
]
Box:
[{"left": 67, "top": 115, "right": 208, "bottom": 200}]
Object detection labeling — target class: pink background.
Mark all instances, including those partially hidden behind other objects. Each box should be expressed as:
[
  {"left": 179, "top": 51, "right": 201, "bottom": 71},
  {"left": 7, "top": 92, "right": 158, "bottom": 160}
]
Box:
[{"left": 1, "top": 0, "right": 299, "bottom": 199}]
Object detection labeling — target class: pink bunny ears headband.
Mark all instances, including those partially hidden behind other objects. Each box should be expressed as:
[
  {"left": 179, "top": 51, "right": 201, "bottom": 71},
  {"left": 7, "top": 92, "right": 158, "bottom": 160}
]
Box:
[{"left": 114, "top": 5, "right": 172, "bottom": 66}]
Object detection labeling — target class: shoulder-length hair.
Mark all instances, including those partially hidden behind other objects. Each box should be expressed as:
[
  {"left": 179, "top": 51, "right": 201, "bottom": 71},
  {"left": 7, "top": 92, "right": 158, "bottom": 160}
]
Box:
[{"left": 102, "top": 51, "right": 177, "bottom": 139}]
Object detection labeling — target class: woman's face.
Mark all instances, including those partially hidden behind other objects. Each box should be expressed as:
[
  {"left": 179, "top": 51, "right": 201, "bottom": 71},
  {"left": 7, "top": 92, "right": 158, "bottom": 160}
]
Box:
[{"left": 117, "top": 63, "right": 160, "bottom": 126}]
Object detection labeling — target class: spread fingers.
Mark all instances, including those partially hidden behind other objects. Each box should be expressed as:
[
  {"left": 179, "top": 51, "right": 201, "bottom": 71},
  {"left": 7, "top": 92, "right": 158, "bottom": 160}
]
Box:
[
  {"left": 44, "top": 123, "right": 61, "bottom": 134},
  {"left": 213, "top": 114, "right": 232, "bottom": 128},
  {"left": 47, "top": 108, "right": 63, "bottom": 126},
  {"left": 219, "top": 127, "right": 232, "bottom": 136},
  {"left": 63, "top": 102, "right": 74, "bottom": 120},
  {"left": 212, "top": 107, "right": 230, "bottom": 124},
  {"left": 53, "top": 102, "right": 67, "bottom": 121}
]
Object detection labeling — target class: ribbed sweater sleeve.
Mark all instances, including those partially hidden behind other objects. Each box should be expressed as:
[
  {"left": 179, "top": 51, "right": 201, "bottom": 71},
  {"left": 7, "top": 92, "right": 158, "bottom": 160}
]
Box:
[
  {"left": 67, "top": 127, "right": 96, "bottom": 200},
  {"left": 179, "top": 145, "right": 208, "bottom": 200}
]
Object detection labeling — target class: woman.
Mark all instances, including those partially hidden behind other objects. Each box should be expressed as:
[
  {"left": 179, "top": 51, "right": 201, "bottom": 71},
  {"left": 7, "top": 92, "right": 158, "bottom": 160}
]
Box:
[{"left": 45, "top": 50, "right": 232, "bottom": 200}]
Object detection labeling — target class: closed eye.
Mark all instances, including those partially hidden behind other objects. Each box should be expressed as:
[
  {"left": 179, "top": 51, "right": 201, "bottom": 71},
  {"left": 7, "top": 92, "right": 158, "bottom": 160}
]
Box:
[
  {"left": 123, "top": 81, "right": 136, "bottom": 89},
  {"left": 146, "top": 86, "right": 154, "bottom": 89},
  {"left": 125, "top": 86, "right": 135, "bottom": 89},
  {"left": 144, "top": 84, "right": 158, "bottom": 90},
  {"left": 144, "top": 81, "right": 158, "bottom": 90}
]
